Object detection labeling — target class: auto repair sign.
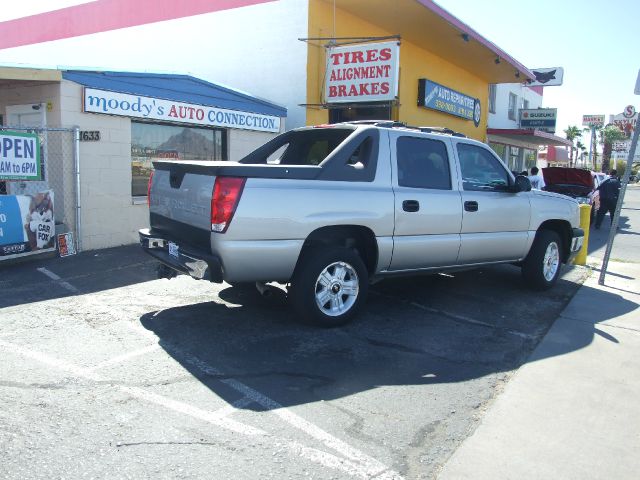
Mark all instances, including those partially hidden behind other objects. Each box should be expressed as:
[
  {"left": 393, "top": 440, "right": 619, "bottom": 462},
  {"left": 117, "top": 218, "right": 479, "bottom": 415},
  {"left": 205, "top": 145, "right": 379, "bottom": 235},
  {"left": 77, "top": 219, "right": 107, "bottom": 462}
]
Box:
[{"left": 324, "top": 41, "right": 400, "bottom": 103}]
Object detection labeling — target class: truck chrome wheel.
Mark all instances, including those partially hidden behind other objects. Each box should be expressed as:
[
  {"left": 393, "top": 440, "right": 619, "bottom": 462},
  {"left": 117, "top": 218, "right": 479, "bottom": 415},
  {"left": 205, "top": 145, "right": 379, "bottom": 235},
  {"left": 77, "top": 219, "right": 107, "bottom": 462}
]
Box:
[
  {"left": 314, "top": 261, "right": 359, "bottom": 317},
  {"left": 290, "top": 247, "right": 368, "bottom": 327},
  {"left": 522, "top": 230, "right": 563, "bottom": 291},
  {"left": 543, "top": 242, "right": 560, "bottom": 281}
]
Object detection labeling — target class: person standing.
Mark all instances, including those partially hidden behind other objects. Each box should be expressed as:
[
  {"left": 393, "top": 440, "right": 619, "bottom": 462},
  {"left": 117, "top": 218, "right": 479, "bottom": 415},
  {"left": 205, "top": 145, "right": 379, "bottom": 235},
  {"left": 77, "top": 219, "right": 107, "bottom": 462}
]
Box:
[
  {"left": 594, "top": 169, "right": 621, "bottom": 229},
  {"left": 528, "top": 166, "right": 546, "bottom": 190}
]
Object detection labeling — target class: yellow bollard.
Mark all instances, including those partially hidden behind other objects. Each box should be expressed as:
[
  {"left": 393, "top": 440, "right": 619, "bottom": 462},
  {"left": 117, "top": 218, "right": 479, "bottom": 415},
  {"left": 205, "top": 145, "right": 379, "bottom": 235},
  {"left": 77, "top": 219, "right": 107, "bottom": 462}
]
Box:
[{"left": 573, "top": 204, "right": 591, "bottom": 266}]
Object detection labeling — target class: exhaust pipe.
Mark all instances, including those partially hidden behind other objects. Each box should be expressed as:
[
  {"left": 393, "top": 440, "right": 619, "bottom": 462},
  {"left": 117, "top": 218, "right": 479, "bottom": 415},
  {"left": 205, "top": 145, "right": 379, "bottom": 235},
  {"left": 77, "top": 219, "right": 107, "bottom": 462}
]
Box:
[
  {"left": 157, "top": 264, "right": 177, "bottom": 279},
  {"left": 255, "top": 282, "right": 273, "bottom": 298}
]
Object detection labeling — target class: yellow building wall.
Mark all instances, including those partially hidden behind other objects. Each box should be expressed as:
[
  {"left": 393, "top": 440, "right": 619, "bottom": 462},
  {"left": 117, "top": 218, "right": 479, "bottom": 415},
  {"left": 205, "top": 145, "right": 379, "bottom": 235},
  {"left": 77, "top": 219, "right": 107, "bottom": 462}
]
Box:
[{"left": 307, "top": 0, "right": 488, "bottom": 141}]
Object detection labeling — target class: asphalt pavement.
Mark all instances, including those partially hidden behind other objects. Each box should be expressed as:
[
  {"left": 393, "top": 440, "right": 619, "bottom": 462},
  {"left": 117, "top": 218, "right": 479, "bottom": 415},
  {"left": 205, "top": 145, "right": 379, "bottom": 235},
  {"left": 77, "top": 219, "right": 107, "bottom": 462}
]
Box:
[
  {"left": 438, "top": 184, "right": 640, "bottom": 479},
  {"left": 1, "top": 187, "right": 637, "bottom": 479}
]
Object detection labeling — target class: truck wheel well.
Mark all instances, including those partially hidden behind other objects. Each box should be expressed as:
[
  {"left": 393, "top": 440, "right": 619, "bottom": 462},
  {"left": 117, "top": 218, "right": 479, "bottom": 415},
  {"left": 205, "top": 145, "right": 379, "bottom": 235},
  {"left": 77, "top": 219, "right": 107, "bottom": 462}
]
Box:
[
  {"left": 536, "top": 220, "right": 572, "bottom": 263},
  {"left": 298, "top": 225, "right": 378, "bottom": 275}
]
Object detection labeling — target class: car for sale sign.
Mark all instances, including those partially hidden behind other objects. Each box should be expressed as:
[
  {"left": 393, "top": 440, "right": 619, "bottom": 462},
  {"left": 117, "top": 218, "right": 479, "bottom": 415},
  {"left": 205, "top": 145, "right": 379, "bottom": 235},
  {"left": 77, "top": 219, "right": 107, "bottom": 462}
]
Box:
[
  {"left": 0, "top": 131, "right": 41, "bottom": 181},
  {"left": 324, "top": 41, "right": 400, "bottom": 103},
  {"left": 0, "top": 190, "right": 56, "bottom": 260}
]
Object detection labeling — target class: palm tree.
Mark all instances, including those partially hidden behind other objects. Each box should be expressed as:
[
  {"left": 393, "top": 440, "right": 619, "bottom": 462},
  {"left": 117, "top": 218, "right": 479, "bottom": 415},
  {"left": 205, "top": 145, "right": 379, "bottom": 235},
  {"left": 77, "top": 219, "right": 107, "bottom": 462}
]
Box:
[
  {"left": 599, "top": 124, "right": 627, "bottom": 173},
  {"left": 563, "top": 125, "right": 582, "bottom": 167},
  {"left": 576, "top": 140, "right": 587, "bottom": 166}
]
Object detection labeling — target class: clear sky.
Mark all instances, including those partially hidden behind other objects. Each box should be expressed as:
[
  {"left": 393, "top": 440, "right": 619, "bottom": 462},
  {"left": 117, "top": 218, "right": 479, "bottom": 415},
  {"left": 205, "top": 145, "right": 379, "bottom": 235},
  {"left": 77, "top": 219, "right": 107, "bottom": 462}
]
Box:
[
  {"left": 0, "top": 0, "right": 638, "bottom": 143},
  {"left": 436, "top": 0, "right": 640, "bottom": 137}
]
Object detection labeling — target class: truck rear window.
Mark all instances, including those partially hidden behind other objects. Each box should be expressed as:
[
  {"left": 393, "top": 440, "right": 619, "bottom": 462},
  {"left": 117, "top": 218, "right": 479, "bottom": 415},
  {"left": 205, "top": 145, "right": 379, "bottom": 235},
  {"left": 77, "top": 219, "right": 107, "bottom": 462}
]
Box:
[{"left": 239, "top": 128, "right": 354, "bottom": 166}]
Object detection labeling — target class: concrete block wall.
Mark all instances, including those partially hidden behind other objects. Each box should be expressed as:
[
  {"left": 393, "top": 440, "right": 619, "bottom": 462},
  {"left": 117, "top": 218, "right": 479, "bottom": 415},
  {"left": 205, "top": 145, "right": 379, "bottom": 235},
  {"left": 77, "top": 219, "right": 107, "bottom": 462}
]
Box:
[
  {"left": 60, "top": 80, "right": 139, "bottom": 250},
  {"left": 60, "top": 81, "right": 284, "bottom": 251}
]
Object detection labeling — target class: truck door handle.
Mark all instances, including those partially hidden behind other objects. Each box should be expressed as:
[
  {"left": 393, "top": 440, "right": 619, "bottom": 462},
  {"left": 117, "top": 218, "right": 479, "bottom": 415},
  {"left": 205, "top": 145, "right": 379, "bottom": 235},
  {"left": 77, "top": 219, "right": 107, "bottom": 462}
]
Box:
[
  {"left": 402, "top": 200, "right": 420, "bottom": 212},
  {"left": 464, "top": 201, "right": 478, "bottom": 212}
]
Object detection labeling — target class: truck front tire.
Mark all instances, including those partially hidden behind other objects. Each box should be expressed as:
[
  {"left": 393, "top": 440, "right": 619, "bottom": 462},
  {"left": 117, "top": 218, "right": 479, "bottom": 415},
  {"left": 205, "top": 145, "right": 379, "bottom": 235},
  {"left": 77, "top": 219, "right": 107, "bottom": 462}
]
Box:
[
  {"left": 521, "top": 230, "right": 563, "bottom": 290},
  {"left": 289, "top": 247, "right": 368, "bottom": 327}
]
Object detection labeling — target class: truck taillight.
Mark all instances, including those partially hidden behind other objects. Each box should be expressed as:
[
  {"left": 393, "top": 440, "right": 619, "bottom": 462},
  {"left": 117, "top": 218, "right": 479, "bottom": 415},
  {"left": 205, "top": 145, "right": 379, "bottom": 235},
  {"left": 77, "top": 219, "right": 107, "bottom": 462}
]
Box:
[
  {"left": 211, "top": 177, "right": 246, "bottom": 233},
  {"left": 147, "top": 170, "right": 154, "bottom": 207}
]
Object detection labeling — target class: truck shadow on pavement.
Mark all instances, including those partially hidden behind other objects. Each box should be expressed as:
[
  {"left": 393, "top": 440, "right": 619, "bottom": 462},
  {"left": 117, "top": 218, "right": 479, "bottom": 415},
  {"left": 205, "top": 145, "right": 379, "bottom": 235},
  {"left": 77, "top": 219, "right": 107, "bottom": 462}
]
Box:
[
  {"left": 138, "top": 266, "right": 637, "bottom": 410},
  {"left": 0, "top": 245, "right": 160, "bottom": 308}
]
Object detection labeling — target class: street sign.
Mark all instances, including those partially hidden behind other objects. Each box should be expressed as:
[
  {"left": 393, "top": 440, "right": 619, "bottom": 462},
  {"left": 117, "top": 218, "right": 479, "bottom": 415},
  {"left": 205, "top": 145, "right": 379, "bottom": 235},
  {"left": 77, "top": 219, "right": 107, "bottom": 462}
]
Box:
[
  {"left": 582, "top": 114, "right": 605, "bottom": 127},
  {"left": 612, "top": 110, "right": 637, "bottom": 138},
  {"left": 528, "top": 67, "right": 564, "bottom": 87},
  {"left": 623, "top": 105, "right": 636, "bottom": 118},
  {"left": 613, "top": 140, "right": 630, "bottom": 152},
  {"left": 520, "top": 108, "right": 557, "bottom": 132}
]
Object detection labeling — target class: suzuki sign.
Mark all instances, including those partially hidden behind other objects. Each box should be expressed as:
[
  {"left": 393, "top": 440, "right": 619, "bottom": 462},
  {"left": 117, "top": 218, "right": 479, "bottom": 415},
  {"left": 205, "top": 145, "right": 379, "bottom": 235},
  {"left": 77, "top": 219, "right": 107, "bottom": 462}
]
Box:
[{"left": 520, "top": 108, "right": 557, "bottom": 133}]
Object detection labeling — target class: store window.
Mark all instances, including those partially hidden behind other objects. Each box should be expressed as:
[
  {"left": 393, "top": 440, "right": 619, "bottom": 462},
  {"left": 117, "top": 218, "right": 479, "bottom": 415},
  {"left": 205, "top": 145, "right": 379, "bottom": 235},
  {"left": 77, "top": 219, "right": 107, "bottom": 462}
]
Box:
[
  {"left": 489, "top": 142, "right": 506, "bottom": 162},
  {"left": 508, "top": 93, "right": 518, "bottom": 121},
  {"left": 488, "top": 84, "right": 497, "bottom": 114},
  {"left": 131, "top": 122, "right": 226, "bottom": 197},
  {"left": 329, "top": 103, "right": 392, "bottom": 123},
  {"left": 524, "top": 148, "right": 537, "bottom": 169},
  {"left": 509, "top": 146, "right": 521, "bottom": 171}
]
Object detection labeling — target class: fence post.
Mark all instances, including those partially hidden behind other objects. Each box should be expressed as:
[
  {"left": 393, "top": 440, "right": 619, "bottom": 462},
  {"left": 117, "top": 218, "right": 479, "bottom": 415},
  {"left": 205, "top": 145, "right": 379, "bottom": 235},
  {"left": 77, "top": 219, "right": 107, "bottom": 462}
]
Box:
[{"left": 73, "top": 126, "right": 82, "bottom": 253}]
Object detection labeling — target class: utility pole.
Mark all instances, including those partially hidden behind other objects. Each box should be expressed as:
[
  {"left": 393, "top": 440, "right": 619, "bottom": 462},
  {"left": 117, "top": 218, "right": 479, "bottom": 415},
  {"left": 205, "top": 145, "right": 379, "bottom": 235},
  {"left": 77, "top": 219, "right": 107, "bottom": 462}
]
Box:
[
  {"left": 599, "top": 81, "right": 640, "bottom": 284},
  {"left": 590, "top": 125, "right": 597, "bottom": 170}
]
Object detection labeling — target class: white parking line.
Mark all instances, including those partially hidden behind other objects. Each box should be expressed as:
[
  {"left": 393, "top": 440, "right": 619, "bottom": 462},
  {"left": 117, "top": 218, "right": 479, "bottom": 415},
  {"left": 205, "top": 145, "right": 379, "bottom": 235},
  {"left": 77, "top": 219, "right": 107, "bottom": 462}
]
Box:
[
  {"left": 0, "top": 339, "right": 404, "bottom": 479},
  {"left": 163, "top": 343, "right": 403, "bottom": 479},
  {"left": 87, "top": 344, "right": 161, "bottom": 372},
  {"left": 37, "top": 267, "right": 80, "bottom": 293},
  {"left": 371, "top": 290, "right": 536, "bottom": 340}
]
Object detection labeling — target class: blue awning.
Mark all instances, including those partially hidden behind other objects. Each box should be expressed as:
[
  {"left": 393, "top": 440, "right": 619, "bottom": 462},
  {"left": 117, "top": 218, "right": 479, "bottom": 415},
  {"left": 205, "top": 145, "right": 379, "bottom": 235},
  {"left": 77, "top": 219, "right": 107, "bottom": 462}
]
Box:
[{"left": 62, "top": 70, "right": 287, "bottom": 118}]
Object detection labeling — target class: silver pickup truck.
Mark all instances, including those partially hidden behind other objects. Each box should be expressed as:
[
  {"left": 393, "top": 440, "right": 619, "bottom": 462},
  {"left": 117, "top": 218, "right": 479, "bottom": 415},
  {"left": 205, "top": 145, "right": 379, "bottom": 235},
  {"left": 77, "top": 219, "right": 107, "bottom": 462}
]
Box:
[{"left": 140, "top": 121, "right": 584, "bottom": 327}]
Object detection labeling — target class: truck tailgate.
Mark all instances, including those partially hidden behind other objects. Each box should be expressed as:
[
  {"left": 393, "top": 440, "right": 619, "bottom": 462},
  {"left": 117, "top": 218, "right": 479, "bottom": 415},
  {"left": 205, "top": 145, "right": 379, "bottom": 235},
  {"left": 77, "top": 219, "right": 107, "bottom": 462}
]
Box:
[{"left": 149, "top": 161, "right": 221, "bottom": 249}]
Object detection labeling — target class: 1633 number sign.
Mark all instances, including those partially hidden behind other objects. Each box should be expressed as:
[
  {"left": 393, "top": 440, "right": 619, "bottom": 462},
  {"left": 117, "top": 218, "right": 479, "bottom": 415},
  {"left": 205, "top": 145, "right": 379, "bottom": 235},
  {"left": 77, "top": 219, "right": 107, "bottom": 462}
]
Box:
[{"left": 79, "top": 130, "right": 100, "bottom": 141}]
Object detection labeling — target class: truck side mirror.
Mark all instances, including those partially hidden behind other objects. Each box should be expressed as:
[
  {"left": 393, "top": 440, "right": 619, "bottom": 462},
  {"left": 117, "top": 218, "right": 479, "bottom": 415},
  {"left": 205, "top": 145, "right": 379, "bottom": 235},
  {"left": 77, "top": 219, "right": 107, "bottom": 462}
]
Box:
[{"left": 513, "top": 175, "right": 532, "bottom": 192}]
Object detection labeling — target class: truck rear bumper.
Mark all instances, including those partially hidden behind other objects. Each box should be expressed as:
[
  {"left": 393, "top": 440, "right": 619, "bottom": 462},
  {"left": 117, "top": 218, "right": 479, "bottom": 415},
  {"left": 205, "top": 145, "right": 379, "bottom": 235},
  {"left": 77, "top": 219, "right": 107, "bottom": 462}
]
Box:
[{"left": 139, "top": 228, "right": 223, "bottom": 283}]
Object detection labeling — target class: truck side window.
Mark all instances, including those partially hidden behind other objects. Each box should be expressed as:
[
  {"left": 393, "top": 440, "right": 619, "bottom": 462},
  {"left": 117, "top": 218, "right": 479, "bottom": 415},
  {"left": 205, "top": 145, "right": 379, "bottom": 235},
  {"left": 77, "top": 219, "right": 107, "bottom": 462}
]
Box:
[
  {"left": 346, "top": 137, "right": 372, "bottom": 168},
  {"left": 397, "top": 137, "right": 451, "bottom": 190},
  {"left": 457, "top": 143, "right": 509, "bottom": 191}
]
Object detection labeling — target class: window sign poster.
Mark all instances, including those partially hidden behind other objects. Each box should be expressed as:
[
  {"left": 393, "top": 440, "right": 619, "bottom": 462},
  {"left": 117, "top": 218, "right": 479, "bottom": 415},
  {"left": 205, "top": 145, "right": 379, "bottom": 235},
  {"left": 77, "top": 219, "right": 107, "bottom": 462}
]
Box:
[
  {"left": 0, "top": 190, "right": 56, "bottom": 259},
  {"left": 0, "top": 130, "right": 42, "bottom": 181}
]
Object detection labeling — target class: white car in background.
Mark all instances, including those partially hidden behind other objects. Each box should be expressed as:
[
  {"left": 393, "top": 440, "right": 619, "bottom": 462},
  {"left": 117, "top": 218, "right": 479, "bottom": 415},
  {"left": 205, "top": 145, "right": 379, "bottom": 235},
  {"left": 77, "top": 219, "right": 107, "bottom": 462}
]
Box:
[{"left": 594, "top": 172, "right": 609, "bottom": 187}]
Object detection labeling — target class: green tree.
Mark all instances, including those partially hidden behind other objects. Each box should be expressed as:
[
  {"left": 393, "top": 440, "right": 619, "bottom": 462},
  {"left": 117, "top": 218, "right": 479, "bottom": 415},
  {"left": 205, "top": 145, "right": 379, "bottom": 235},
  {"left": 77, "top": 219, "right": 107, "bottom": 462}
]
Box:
[
  {"left": 575, "top": 140, "right": 588, "bottom": 166},
  {"left": 599, "top": 124, "right": 627, "bottom": 173},
  {"left": 563, "top": 125, "right": 582, "bottom": 167}
]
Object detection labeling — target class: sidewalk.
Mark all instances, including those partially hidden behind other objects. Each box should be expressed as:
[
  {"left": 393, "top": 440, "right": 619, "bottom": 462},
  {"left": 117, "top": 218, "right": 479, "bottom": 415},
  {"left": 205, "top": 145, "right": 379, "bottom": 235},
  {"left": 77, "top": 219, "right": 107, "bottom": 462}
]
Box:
[{"left": 438, "top": 258, "right": 640, "bottom": 480}]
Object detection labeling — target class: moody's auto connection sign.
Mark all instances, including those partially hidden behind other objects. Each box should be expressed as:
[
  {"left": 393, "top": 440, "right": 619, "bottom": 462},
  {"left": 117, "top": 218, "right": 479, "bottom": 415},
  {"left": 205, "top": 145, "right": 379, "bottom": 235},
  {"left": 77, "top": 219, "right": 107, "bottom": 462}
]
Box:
[
  {"left": 418, "top": 79, "right": 481, "bottom": 127},
  {"left": 83, "top": 88, "right": 281, "bottom": 133}
]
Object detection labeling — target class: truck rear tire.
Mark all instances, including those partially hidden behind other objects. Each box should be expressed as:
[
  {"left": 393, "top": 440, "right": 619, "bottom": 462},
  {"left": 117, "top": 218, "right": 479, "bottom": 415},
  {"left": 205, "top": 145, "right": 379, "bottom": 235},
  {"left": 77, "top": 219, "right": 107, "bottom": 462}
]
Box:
[
  {"left": 289, "top": 247, "right": 368, "bottom": 327},
  {"left": 521, "top": 230, "right": 563, "bottom": 290}
]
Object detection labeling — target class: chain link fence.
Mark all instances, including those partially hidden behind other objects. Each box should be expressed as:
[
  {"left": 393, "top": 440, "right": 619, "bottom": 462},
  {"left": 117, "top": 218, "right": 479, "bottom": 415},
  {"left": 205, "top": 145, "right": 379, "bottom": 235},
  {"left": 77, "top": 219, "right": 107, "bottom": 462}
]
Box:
[{"left": 0, "top": 126, "right": 79, "bottom": 251}]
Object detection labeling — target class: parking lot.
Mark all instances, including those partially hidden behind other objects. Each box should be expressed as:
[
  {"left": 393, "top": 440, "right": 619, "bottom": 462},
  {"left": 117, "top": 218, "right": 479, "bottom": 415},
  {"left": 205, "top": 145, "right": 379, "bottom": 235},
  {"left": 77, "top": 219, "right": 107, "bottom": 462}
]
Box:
[{"left": 0, "top": 242, "right": 591, "bottom": 480}]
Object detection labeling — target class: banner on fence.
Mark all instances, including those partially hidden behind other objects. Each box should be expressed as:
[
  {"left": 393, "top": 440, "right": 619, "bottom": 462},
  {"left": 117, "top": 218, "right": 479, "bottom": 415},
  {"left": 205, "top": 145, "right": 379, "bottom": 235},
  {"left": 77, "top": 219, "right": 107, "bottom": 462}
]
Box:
[
  {"left": 0, "top": 130, "right": 42, "bottom": 181},
  {"left": 0, "top": 190, "right": 56, "bottom": 259}
]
